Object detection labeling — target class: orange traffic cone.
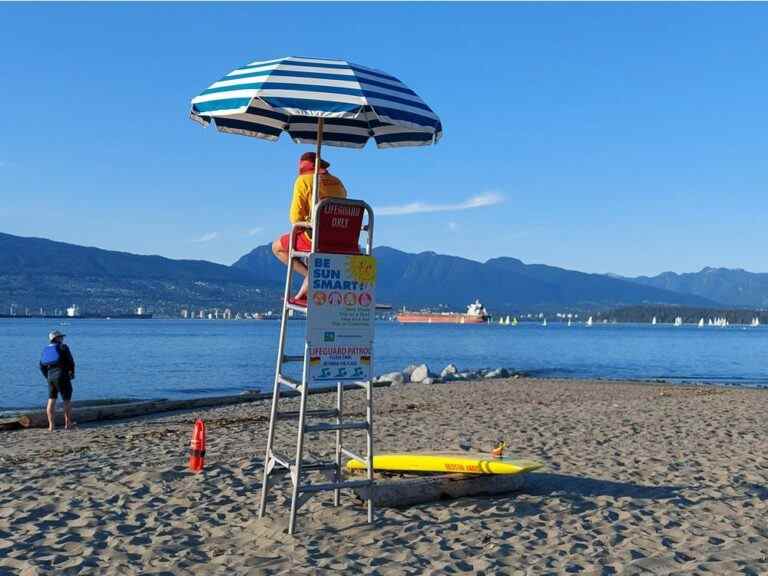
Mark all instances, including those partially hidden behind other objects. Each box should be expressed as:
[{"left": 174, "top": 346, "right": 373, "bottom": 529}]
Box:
[{"left": 188, "top": 419, "right": 206, "bottom": 473}]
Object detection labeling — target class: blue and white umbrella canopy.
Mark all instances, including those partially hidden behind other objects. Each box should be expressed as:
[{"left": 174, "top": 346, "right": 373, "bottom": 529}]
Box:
[{"left": 190, "top": 56, "right": 442, "bottom": 149}]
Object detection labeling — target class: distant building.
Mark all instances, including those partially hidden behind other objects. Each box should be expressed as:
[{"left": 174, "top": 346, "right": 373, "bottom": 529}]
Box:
[
  {"left": 223, "top": 308, "right": 232, "bottom": 320},
  {"left": 66, "top": 304, "right": 80, "bottom": 317},
  {"left": 181, "top": 309, "right": 189, "bottom": 319}
]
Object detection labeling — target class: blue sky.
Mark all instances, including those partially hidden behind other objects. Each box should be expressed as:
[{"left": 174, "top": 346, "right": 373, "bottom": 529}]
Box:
[{"left": 1, "top": 2, "right": 766, "bottom": 276}]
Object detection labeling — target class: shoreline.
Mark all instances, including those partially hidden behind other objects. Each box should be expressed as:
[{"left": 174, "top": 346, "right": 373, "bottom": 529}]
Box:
[
  {"left": 2, "top": 376, "right": 767, "bottom": 574},
  {"left": 3, "top": 371, "right": 767, "bottom": 419}
]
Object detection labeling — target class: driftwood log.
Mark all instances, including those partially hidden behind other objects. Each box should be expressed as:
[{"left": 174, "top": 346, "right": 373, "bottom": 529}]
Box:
[
  {"left": 17, "top": 395, "right": 265, "bottom": 429},
  {"left": 13, "top": 381, "right": 392, "bottom": 429},
  {"left": 351, "top": 472, "right": 528, "bottom": 508}
]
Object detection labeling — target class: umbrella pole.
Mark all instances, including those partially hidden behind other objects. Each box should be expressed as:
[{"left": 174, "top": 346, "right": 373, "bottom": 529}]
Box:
[{"left": 311, "top": 118, "right": 325, "bottom": 215}]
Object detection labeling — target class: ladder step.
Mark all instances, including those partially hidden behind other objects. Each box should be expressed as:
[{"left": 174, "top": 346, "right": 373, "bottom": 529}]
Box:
[
  {"left": 277, "top": 409, "right": 339, "bottom": 420},
  {"left": 282, "top": 354, "right": 304, "bottom": 363},
  {"left": 270, "top": 451, "right": 292, "bottom": 470},
  {"left": 301, "top": 479, "right": 373, "bottom": 494},
  {"left": 304, "top": 421, "right": 369, "bottom": 433},
  {"left": 291, "top": 250, "right": 311, "bottom": 259},
  {"left": 270, "top": 452, "right": 339, "bottom": 474},
  {"left": 298, "top": 461, "right": 339, "bottom": 473},
  {"left": 277, "top": 375, "right": 302, "bottom": 390},
  {"left": 285, "top": 302, "right": 308, "bottom": 314},
  {"left": 341, "top": 448, "right": 367, "bottom": 465}
]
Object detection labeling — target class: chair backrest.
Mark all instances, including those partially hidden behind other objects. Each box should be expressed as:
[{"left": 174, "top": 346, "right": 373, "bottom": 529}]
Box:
[{"left": 314, "top": 199, "right": 366, "bottom": 254}]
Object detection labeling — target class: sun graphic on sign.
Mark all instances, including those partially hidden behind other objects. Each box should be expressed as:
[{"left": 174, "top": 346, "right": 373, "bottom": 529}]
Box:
[{"left": 346, "top": 255, "right": 376, "bottom": 284}]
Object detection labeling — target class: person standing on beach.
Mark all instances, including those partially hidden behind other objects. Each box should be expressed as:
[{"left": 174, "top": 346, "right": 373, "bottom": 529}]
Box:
[
  {"left": 271, "top": 152, "right": 348, "bottom": 305},
  {"left": 39, "top": 330, "right": 76, "bottom": 432}
]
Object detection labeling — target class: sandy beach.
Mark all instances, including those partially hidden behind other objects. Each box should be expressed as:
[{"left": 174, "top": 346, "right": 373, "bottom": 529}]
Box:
[{"left": 2, "top": 377, "right": 767, "bottom": 575}]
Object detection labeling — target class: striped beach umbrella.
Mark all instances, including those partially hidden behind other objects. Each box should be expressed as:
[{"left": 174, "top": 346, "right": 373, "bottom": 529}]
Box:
[
  {"left": 190, "top": 56, "right": 442, "bottom": 206},
  {"left": 190, "top": 56, "right": 442, "bottom": 149}
]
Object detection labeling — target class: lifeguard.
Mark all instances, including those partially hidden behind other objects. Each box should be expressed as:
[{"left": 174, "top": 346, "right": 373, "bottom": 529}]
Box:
[{"left": 271, "top": 152, "right": 347, "bottom": 306}]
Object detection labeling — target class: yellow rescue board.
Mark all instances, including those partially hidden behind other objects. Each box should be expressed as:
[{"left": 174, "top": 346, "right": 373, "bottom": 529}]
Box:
[{"left": 346, "top": 452, "right": 543, "bottom": 475}]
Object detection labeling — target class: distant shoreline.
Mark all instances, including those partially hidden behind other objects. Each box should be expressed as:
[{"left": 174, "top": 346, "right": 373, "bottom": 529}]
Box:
[
  {"left": 0, "top": 314, "right": 153, "bottom": 320},
  {"left": 2, "top": 315, "right": 766, "bottom": 326}
]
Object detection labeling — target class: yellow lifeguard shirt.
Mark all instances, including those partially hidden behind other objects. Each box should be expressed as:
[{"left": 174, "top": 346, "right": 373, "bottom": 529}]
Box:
[{"left": 289, "top": 172, "right": 347, "bottom": 224}]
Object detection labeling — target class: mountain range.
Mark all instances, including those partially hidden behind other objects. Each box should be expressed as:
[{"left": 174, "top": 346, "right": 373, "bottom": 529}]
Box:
[
  {"left": 0, "top": 232, "right": 279, "bottom": 315},
  {"left": 1, "top": 231, "right": 766, "bottom": 315},
  {"left": 233, "top": 245, "right": 718, "bottom": 312},
  {"left": 626, "top": 268, "right": 768, "bottom": 309}
]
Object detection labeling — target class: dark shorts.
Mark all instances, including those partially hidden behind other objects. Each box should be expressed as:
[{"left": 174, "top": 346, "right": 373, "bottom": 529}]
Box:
[{"left": 48, "top": 378, "right": 73, "bottom": 402}]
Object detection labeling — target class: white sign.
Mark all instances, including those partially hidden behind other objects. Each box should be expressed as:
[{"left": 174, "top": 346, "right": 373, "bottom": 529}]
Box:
[{"left": 306, "top": 253, "right": 376, "bottom": 385}]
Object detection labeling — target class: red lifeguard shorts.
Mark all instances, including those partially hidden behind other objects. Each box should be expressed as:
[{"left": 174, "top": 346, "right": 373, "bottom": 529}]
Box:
[{"left": 279, "top": 232, "right": 312, "bottom": 252}]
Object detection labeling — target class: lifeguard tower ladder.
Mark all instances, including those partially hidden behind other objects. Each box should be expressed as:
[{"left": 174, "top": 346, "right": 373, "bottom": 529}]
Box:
[{"left": 258, "top": 198, "right": 376, "bottom": 535}]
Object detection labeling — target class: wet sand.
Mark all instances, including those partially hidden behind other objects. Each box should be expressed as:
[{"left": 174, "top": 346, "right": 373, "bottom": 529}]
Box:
[{"left": 1, "top": 377, "right": 767, "bottom": 575}]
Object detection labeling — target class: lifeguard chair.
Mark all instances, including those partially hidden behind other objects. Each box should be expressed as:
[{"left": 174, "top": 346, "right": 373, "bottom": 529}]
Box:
[{"left": 258, "top": 197, "right": 376, "bottom": 535}]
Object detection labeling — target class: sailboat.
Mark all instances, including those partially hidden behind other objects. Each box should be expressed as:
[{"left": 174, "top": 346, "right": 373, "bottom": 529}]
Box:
[
  {"left": 698, "top": 318, "right": 704, "bottom": 327},
  {"left": 511, "top": 317, "right": 518, "bottom": 326},
  {"left": 651, "top": 316, "right": 657, "bottom": 325},
  {"left": 542, "top": 319, "right": 547, "bottom": 327},
  {"left": 674, "top": 316, "right": 683, "bottom": 327},
  {"left": 751, "top": 317, "right": 760, "bottom": 327},
  {"left": 567, "top": 318, "right": 572, "bottom": 327},
  {"left": 586, "top": 316, "right": 593, "bottom": 327}
]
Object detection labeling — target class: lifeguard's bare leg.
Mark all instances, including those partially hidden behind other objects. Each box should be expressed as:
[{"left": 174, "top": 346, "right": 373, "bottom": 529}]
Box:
[
  {"left": 272, "top": 238, "right": 309, "bottom": 298},
  {"left": 272, "top": 239, "right": 308, "bottom": 276},
  {"left": 294, "top": 277, "right": 309, "bottom": 300}
]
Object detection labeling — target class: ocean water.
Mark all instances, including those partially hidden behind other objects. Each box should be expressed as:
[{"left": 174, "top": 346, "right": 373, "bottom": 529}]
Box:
[{"left": 2, "top": 318, "right": 767, "bottom": 410}]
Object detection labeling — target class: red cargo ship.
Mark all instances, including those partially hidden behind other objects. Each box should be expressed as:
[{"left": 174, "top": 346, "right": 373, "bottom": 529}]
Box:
[{"left": 396, "top": 300, "right": 489, "bottom": 324}]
